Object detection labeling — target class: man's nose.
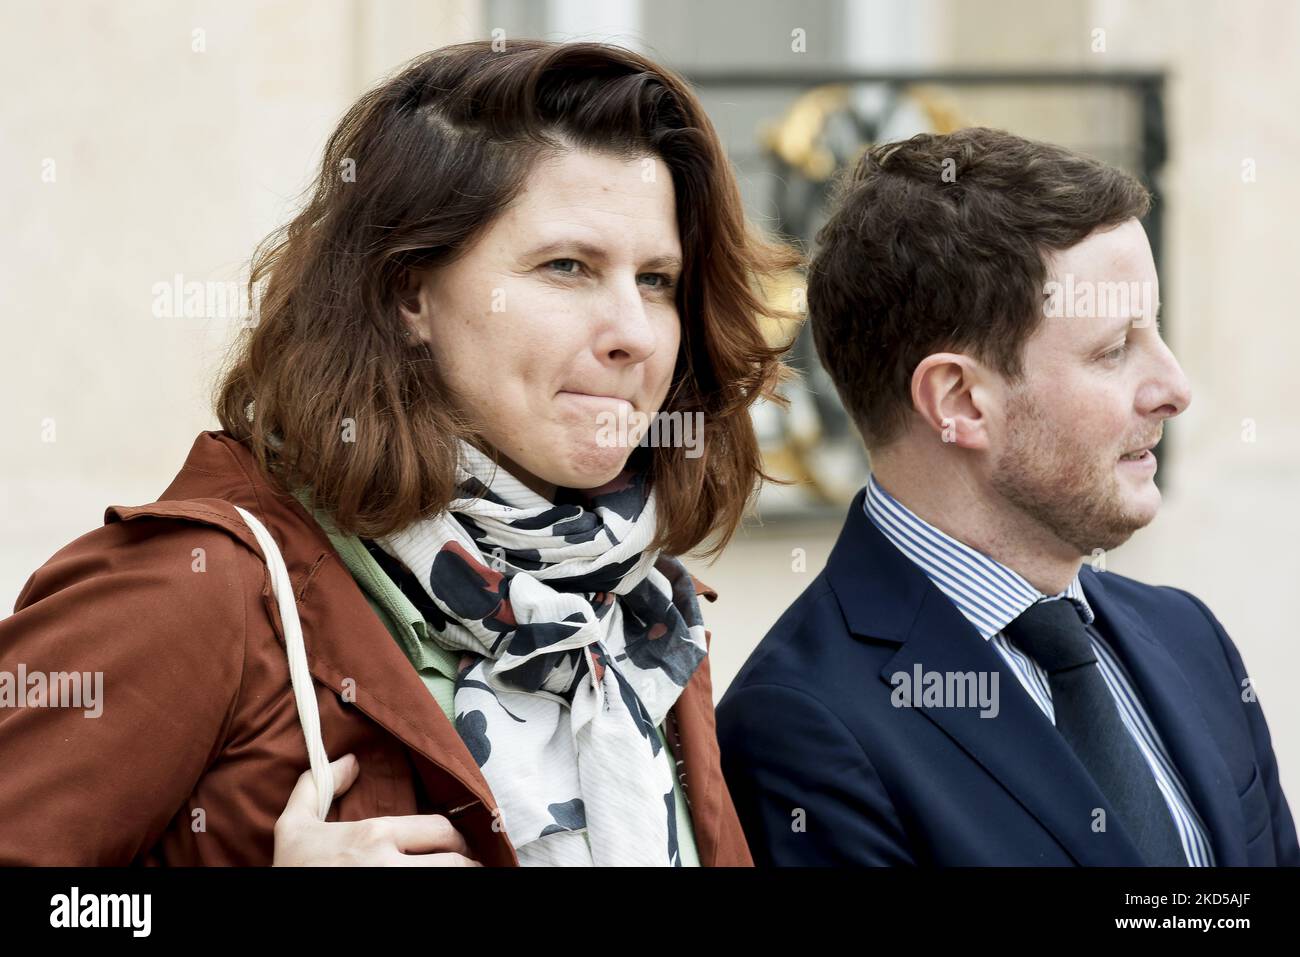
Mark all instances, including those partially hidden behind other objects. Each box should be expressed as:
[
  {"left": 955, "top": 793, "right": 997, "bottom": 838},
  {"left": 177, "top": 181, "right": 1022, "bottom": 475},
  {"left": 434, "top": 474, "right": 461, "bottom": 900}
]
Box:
[{"left": 1148, "top": 340, "right": 1193, "bottom": 419}]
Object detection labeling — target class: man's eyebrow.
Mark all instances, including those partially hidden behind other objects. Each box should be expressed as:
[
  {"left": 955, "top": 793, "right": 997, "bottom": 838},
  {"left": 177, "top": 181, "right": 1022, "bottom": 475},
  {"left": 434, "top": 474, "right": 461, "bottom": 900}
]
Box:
[
  {"left": 521, "top": 239, "right": 681, "bottom": 271},
  {"left": 1087, "top": 304, "right": 1164, "bottom": 348},
  {"left": 1091, "top": 315, "right": 1138, "bottom": 344}
]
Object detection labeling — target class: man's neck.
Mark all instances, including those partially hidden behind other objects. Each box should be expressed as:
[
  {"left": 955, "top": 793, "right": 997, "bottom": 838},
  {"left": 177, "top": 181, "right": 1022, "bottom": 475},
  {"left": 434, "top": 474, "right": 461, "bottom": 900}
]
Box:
[{"left": 870, "top": 453, "right": 1085, "bottom": 596}]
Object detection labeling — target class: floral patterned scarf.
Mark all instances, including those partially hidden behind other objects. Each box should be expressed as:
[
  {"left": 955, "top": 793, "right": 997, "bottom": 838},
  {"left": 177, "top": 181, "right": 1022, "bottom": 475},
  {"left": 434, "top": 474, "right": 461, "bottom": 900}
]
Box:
[{"left": 374, "top": 440, "right": 709, "bottom": 866}]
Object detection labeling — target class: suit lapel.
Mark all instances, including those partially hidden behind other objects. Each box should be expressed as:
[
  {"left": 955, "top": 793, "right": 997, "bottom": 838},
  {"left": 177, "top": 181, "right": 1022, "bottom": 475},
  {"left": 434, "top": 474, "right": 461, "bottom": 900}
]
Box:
[
  {"left": 1079, "top": 568, "right": 1246, "bottom": 864},
  {"left": 828, "top": 490, "right": 1145, "bottom": 864}
]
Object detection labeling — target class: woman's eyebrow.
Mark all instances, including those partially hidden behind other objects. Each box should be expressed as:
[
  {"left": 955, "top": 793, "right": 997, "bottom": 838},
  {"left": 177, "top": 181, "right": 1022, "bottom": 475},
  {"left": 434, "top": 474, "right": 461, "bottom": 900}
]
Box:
[
  {"left": 521, "top": 239, "right": 681, "bottom": 272},
  {"left": 521, "top": 239, "right": 607, "bottom": 262},
  {"left": 641, "top": 254, "right": 683, "bottom": 273}
]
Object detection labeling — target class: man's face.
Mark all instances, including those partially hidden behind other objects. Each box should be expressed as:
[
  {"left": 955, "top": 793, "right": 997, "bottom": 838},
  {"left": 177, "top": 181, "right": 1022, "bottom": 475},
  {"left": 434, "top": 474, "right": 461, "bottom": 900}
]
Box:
[{"left": 987, "top": 218, "right": 1192, "bottom": 554}]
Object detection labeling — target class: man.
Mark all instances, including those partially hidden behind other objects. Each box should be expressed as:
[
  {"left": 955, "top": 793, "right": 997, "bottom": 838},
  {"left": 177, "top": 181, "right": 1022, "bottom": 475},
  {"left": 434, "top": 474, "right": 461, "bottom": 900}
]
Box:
[{"left": 717, "top": 127, "right": 1298, "bottom": 866}]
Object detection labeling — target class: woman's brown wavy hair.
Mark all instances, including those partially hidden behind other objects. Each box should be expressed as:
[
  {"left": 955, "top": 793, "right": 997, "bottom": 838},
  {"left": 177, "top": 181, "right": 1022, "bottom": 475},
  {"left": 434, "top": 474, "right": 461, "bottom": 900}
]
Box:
[{"left": 215, "top": 39, "right": 799, "bottom": 560}]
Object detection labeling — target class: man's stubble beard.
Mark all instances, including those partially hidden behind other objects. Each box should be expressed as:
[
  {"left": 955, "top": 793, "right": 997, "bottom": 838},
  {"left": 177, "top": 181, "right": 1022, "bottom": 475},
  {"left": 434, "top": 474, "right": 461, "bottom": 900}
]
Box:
[{"left": 989, "top": 388, "right": 1153, "bottom": 555}]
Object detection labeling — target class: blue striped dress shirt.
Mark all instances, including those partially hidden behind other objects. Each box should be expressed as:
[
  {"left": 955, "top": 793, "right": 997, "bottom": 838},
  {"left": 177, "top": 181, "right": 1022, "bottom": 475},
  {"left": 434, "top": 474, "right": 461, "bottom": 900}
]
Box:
[{"left": 864, "top": 473, "right": 1214, "bottom": 866}]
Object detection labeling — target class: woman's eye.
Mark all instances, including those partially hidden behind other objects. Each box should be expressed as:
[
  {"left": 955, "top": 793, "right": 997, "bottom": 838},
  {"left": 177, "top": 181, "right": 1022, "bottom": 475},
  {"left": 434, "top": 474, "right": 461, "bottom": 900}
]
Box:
[
  {"left": 638, "top": 273, "right": 676, "bottom": 290},
  {"left": 546, "top": 258, "right": 582, "bottom": 275}
]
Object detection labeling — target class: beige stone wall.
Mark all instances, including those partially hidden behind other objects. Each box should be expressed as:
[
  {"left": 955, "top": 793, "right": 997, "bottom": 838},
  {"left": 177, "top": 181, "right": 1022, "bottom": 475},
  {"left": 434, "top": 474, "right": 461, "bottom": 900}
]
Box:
[{"left": 0, "top": 0, "right": 480, "bottom": 596}]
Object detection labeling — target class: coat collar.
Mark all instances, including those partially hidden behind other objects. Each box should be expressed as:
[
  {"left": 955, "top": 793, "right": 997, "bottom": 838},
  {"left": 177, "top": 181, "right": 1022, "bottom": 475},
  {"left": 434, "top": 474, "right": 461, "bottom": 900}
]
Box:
[
  {"left": 824, "top": 487, "right": 1243, "bottom": 865},
  {"left": 106, "top": 431, "right": 736, "bottom": 865}
]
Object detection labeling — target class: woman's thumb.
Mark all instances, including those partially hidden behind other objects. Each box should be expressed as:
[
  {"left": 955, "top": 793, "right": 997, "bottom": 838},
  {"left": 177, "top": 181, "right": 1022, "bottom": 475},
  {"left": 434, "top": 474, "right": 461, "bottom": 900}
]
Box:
[
  {"left": 281, "top": 753, "right": 359, "bottom": 824},
  {"left": 327, "top": 752, "right": 360, "bottom": 798}
]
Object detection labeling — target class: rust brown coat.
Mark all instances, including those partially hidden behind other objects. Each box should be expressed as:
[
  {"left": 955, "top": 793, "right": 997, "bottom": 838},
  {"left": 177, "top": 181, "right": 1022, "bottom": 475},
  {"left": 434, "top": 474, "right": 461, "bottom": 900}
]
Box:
[{"left": 0, "top": 431, "right": 753, "bottom": 866}]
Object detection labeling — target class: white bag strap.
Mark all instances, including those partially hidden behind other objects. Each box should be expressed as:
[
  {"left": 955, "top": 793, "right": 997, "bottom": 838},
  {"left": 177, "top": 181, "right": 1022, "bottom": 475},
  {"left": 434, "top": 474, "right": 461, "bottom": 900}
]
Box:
[{"left": 233, "top": 505, "right": 335, "bottom": 821}]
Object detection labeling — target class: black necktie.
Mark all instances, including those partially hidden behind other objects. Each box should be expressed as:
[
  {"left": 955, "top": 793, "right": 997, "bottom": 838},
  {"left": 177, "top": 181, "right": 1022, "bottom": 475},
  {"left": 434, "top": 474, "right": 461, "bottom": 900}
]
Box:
[{"left": 1002, "top": 599, "right": 1187, "bottom": 866}]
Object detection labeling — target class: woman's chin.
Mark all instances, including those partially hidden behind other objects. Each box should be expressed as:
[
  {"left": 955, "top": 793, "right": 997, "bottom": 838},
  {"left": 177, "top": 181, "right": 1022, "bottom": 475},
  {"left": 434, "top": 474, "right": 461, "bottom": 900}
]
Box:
[{"left": 551, "top": 440, "right": 636, "bottom": 491}]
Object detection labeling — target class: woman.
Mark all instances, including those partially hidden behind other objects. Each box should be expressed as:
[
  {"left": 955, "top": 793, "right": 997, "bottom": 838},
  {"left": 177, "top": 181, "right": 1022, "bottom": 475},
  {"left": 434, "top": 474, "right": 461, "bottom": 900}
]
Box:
[{"left": 0, "top": 39, "right": 797, "bottom": 866}]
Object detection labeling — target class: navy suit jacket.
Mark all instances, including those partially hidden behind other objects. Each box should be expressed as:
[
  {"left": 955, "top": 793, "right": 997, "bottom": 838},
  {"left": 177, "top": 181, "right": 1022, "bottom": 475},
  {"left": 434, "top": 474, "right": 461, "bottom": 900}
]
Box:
[{"left": 716, "top": 488, "right": 1299, "bottom": 866}]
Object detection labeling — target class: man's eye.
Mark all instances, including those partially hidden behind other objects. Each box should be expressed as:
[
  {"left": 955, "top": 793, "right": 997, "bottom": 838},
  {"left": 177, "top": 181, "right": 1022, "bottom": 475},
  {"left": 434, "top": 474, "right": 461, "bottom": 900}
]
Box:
[
  {"left": 1101, "top": 343, "right": 1128, "bottom": 362},
  {"left": 546, "top": 259, "right": 582, "bottom": 275}
]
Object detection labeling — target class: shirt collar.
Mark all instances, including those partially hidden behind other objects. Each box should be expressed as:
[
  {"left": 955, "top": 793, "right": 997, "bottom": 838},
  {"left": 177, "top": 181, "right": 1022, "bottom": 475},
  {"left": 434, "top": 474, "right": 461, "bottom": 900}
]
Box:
[
  {"left": 290, "top": 487, "right": 460, "bottom": 679},
  {"left": 862, "top": 473, "right": 1095, "bottom": 640}
]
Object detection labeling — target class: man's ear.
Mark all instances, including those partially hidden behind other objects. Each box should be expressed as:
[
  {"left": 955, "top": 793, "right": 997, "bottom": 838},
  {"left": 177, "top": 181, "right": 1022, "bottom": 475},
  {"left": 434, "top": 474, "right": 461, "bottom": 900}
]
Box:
[{"left": 909, "top": 353, "right": 992, "bottom": 451}]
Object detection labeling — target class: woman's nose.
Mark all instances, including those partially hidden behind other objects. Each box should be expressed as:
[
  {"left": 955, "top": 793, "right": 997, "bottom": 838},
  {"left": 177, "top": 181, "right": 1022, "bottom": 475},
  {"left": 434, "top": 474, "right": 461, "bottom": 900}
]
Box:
[{"left": 597, "top": 281, "right": 659, "bottom": 364}]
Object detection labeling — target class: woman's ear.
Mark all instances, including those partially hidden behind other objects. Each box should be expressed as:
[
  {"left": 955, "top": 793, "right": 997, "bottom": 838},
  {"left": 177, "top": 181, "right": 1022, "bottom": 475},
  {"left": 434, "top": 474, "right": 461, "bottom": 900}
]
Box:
[{"left": 396, "top": 268, "right": 430, "bottom": 341}]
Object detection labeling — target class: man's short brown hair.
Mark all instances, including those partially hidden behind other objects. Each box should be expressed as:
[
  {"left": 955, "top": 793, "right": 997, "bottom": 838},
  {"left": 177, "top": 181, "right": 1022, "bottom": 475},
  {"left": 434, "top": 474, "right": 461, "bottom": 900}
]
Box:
[{"left": 807, "top": 126, "right": 1151, "bottom": 449}]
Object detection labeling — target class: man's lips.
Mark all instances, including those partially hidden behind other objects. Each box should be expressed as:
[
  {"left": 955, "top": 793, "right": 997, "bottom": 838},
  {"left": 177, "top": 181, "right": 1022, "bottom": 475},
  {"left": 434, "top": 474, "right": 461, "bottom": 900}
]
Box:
[
  {"left": 1118, "top": 441, "right": 1158, "bottom": 471},
  {"left": 1119, "top": 437, "right": 1162, "bottom": 459}
]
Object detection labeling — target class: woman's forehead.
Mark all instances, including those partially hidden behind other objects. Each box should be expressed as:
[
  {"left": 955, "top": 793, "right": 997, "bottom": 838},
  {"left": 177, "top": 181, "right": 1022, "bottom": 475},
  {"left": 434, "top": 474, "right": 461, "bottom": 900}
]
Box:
[{"left": 493, "top": 150, "right": 682, "bottom": 259}]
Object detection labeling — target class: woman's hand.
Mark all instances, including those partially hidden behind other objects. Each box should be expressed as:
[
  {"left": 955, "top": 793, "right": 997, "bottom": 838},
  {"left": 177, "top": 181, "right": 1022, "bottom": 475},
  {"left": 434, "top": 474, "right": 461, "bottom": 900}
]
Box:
[{"left": 273, "top": 753, "right": 483, "bottom": 866}]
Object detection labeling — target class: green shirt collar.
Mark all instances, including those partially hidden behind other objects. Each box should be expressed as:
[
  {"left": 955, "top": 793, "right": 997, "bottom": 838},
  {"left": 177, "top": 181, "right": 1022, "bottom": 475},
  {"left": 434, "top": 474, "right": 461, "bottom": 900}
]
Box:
[{"left": 291, "top": 487, "right": 460, "bottom": 681}]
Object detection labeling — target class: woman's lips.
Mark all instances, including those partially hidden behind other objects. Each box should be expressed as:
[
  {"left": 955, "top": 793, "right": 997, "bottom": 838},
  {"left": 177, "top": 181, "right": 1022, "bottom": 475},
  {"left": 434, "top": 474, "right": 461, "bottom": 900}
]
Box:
[{"left": 558, "top": 390, "right": 633, "bottom": 410}]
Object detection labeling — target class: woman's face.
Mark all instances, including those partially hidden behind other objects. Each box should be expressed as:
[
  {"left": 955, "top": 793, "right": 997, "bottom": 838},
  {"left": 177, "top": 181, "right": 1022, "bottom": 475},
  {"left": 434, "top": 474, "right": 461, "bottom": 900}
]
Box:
[{"left": 402, "top": 147, "right": 683, "bottom": 501}]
